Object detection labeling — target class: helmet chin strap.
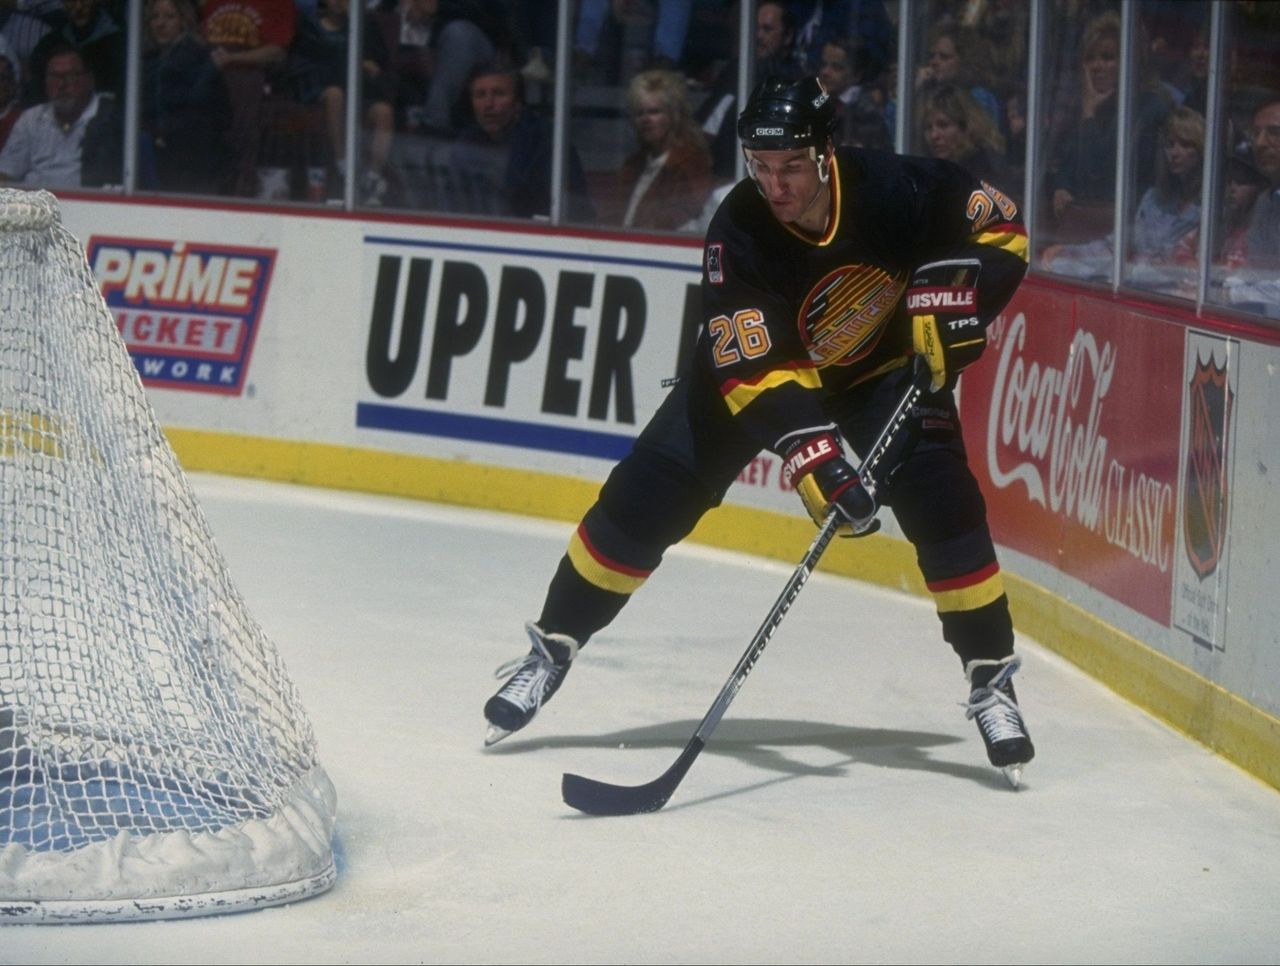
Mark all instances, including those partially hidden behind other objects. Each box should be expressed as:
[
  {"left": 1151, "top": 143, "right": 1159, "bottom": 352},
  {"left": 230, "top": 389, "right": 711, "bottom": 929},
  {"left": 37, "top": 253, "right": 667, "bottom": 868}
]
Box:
[
  {"left": 796, "top": 147, "right": 832, "bottom": 224},
  {"left": 795, "top": 174, "right": 829, "bottom": 225}
]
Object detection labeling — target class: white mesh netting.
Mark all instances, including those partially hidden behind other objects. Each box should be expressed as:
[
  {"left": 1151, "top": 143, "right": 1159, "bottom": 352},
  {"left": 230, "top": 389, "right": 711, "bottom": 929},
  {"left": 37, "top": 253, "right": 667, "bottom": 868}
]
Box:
[{"left": 0, "top": 189, "right": 336, "bottom": 923}]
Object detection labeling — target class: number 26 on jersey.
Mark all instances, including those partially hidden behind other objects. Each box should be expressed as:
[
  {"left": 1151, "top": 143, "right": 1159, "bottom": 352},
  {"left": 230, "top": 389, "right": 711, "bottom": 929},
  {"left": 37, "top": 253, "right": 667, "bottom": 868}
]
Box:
[{"left": 709, "top": 309, "right": 772, "bottom": 367}]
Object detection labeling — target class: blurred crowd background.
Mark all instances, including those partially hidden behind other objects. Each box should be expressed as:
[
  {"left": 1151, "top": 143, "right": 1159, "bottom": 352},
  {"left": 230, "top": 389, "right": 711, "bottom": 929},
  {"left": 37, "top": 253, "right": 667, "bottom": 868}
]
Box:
[{"left": 0, "top": 0, "right": 1276, "bottom": 318}]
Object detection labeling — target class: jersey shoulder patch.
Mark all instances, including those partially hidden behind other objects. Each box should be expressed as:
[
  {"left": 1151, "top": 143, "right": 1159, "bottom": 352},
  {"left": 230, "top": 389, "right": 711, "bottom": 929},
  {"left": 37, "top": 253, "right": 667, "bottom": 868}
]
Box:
[{"left": 705, "top": 242, "right": 724, "bottom": 285}]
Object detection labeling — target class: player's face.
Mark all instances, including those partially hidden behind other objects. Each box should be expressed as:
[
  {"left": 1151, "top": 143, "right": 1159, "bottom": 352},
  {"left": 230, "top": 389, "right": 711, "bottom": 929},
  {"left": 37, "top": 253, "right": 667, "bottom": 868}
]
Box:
[{"left": 746, "top": 148, "right": 824, "bottom": 224}]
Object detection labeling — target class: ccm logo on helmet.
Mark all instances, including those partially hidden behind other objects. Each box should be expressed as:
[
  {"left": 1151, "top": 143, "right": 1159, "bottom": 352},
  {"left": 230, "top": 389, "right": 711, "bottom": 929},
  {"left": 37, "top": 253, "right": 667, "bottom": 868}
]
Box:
[{"left": 754, "top": 126, "right": 785, "bottom": 135}]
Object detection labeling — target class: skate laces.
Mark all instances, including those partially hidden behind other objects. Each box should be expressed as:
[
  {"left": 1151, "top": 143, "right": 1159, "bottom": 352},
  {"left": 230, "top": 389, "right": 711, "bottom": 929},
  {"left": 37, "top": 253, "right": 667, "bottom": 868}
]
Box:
[
  {"left": 491, "top": 626, "right": 576, "bottom": 711},
  {"left": 965, "top": 659, "right": 1027, "bottom": 742},
  {"left": 493, "top": 637, "right": 552, "bottom": 680},
  {"left": 492, "top": 639, "right": 556, "bottom": 706}
]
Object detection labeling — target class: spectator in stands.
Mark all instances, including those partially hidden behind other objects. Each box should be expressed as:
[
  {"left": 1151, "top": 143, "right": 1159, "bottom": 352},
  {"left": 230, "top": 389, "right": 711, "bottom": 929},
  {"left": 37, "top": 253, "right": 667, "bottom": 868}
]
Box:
[
  {"left": 754, "top": 0, "right": 801, "bottom": 76},
  {"left": 1044, "top": 11, "right": 1171, "bottom": 246},
  {"left": 695, "top": 0, "right": 801, "bottom": 180},
  {"left": 23, "top": 0, "right": 124, "bottom": 105},
  {"left": 1043, "top": 105, "right": 1204, "bottom": 292},
  {"left": 0, "top": 44, "right": 20, "bottom": 152},
  {"left": 443, "top": 58, "right": 595, "bottom": 221},
  {"left": 0, "top": 0, "right": 59, "bottom": 72},
  {"left": 380, "top": 0, "right": 432, "bottom": 137},
  {"left": 1242, "top": 96, "right": 1280, "bottom": 268},
  {"left": 418, "top": 0, "right": 508, "bottom": 138},
  {"left": 818, "top": 32, "right": 889, "bottom": 149},
  {"left": 288, "top": 0, "right": 395, "bottom": 203},
  {"left": 202, "top": 0, "right": 298, "bottom": 196},
  {"left": 1218, "top": 96, "right": 1280, "bottom": 315},
  {"left": 376, "top": 0, "right": 508, "bottom": 208},
  {"left": 914, "top": 20, "right": 1001, "bottom": 136},
  {"left": 791, "top": 0, "right": 894, "bottom": 78},
  {"left": 0, "top": 45, "right": 120, "bottom": 187},
  {"left": 142, "top": 0, "right": 231, "bottom": 194},
  {"left": 615, "top": 68, "right": 711, "bottom": 231},
  {"left": 1174, "top": 144, "right": 1268, "bottom": 275},
  {"left": 966, "top": 0, "right": 1027, "bottom": 90},
  {"left": 920, "top": 83, "right": 1015, "bottom": 194}
]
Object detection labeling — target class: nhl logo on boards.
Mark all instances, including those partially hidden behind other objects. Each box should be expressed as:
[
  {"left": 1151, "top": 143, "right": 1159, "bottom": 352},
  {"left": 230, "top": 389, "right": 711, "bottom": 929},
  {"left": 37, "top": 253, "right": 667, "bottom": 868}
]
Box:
[{"left": 1182, "top": 354, "right": 1234, "bottom": 579}]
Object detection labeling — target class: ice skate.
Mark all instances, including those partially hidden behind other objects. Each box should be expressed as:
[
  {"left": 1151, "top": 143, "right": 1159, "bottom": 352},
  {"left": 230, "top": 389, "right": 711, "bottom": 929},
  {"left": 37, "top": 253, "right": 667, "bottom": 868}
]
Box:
[
  {"left": 483, "top": 621, "right": 578, "bottom": 746},
  {"left": 965, "top": 655, "right": 1035, "bottom": 788}
]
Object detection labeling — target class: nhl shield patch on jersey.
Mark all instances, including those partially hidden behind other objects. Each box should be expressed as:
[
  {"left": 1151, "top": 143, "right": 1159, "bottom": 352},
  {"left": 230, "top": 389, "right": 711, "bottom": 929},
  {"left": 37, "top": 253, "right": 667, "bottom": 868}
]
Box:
[{"left": 705, "top": 243, "right": 724, "bottom": 285}]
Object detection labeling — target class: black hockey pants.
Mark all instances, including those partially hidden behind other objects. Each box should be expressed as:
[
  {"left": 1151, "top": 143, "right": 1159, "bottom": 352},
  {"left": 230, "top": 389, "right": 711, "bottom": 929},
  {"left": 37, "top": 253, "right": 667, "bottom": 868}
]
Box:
[{"left": 538, "top": 360, "right": 1014, "bottom": 667}]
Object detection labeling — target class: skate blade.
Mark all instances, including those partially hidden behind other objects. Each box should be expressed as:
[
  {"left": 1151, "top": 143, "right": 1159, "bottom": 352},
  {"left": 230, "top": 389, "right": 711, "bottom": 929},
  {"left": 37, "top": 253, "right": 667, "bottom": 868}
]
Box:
[
  {"left": 484, "top": 723, "right": 512, "bottom": 747},
  {"left": 1002, "top": 764, "right": 1023, "bottom": 789}
]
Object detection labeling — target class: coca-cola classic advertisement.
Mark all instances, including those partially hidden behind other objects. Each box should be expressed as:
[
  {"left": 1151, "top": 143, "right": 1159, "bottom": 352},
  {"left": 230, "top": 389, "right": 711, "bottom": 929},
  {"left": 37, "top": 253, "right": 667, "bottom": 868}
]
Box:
[{"left": 960, "top": 288, "right": 1184, "bottom": 626}]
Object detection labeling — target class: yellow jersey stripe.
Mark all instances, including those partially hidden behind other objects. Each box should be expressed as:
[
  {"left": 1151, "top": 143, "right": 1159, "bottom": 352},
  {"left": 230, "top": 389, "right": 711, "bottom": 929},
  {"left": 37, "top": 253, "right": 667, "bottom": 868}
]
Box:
[{"left": 721, "top": 365, "right": 823, "bottom": 415}]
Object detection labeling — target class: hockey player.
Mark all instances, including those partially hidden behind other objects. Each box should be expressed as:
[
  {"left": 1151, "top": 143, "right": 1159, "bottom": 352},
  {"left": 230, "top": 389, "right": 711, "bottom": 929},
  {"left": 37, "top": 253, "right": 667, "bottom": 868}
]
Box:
[{"left": 483, "top": 75, "right": 1034, "bottom": 785}]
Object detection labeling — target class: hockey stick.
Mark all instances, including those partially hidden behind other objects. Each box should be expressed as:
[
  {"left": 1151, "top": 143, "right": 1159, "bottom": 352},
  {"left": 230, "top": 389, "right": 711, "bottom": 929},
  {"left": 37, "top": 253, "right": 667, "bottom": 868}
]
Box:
[{"left": 562, "top": 360, "right": 930, "bottom": 816}]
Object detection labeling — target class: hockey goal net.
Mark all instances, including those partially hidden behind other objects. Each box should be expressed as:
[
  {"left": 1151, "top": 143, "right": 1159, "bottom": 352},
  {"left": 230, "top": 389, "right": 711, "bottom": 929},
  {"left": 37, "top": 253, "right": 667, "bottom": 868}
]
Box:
[{"left": 0, "top": 189, "right": 336, "bottom": 923}]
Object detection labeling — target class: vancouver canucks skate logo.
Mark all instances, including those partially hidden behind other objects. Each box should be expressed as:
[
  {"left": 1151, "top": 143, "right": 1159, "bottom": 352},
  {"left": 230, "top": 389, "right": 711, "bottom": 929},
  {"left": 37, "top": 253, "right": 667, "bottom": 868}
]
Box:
[
  {"left": 798, "top": 264, "right": 905, "bottom": 366},
  {"left": 1182, "top": 354, "right": 1233, "bottom": 579}
]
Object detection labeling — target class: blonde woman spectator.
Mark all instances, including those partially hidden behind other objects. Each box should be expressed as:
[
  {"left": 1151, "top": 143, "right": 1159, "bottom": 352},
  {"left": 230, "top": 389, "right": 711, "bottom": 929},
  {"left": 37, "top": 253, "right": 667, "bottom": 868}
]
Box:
[
  {"left": 1044, "top": 105, "right": 1204, "bottom": 292},
  {"left": 1045, "top": 11, "right": 1170, "bottom": 241},
  {"left": 919, "top": 83, "right": 1014, "bottom": 194},
  {"left": 818, "top": 33, "right": 889, "bottom": 149},
  {"left": 616, "top": 68, "right": 711, "bottom": 231}
]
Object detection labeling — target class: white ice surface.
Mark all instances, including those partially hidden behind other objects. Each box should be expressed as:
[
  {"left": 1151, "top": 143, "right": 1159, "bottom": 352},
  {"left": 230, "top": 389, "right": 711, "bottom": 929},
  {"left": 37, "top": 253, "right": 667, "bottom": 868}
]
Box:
[{"left": 5, "top": 473, "right": 1280, "bottom": 964}]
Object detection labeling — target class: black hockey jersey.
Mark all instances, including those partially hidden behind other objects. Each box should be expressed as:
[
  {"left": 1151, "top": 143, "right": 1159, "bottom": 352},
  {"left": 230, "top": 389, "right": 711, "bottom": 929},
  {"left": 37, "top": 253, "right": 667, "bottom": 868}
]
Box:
[{"left": 700, "top": 145, "right": 1028, "bottom": 454}]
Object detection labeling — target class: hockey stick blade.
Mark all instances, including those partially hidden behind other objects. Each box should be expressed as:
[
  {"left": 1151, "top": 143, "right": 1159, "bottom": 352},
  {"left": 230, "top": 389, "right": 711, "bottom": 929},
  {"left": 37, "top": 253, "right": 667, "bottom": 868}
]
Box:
[
  {"left": 562, "top": 739, "right": 704, "bottom": 816},
  {"left": 560, "top": 364, "right": 929, "bottom": 816}
]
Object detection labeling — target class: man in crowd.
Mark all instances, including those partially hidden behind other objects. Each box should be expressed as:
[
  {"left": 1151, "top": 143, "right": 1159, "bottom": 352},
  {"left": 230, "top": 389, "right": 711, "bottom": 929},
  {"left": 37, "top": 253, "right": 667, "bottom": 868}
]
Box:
[{"left": 0, "top": 45, "right": 119, "bottom": 187}]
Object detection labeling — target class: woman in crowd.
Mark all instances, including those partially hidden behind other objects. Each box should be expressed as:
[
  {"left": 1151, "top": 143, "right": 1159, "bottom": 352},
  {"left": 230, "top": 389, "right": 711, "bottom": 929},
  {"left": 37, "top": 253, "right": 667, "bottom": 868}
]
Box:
[
  {"left": 919, "top": 83, "right": 1015, "bottom": 194},
  {"left": 615, "top": 68, "right": 712, "bottom": 231},
  {"left": 1043, "top": 105, "right": 1204, "bottom": 292}
]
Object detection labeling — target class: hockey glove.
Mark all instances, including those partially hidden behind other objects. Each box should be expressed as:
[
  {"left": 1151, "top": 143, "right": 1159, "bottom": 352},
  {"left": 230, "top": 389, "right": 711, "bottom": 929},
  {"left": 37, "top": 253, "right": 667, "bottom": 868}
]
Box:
[
  {"left": 779, "top": 429, "right": 880, "bottom": 538},
  {"left": 907, "top": 258, "right": 985, "bottom": 392}
]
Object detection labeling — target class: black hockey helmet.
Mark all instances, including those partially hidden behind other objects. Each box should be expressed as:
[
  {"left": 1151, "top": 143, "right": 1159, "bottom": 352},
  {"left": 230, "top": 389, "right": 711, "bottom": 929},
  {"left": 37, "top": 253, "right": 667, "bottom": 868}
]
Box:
[{"left": 736, "top": 75, "right": 837, "bottom": 151}]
